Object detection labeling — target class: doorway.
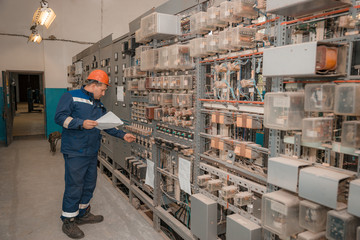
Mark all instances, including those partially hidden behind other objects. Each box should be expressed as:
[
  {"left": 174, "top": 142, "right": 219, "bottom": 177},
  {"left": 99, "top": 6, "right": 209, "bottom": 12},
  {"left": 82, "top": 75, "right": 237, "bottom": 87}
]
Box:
[{"left": 11, "top": 71, "right": 45, "bottom": 139}]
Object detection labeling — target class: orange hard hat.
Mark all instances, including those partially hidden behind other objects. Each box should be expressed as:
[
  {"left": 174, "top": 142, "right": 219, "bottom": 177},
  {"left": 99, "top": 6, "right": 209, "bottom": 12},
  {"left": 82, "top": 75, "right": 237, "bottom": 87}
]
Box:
[{"left": 87, "top": 69, "right": 110, "bottom": 86}]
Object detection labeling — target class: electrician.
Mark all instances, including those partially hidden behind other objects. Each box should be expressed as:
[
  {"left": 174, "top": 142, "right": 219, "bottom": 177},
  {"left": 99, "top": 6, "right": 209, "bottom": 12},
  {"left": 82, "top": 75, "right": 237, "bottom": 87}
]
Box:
[{"left": 55, "top": 69, "right": 136, "bottom": 239}]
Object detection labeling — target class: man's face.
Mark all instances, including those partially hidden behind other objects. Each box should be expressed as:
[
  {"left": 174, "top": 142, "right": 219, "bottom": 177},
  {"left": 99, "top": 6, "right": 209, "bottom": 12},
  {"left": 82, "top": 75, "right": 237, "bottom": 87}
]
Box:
[{"left": 93, "top": 83, "right": 108, "bottom": 99}]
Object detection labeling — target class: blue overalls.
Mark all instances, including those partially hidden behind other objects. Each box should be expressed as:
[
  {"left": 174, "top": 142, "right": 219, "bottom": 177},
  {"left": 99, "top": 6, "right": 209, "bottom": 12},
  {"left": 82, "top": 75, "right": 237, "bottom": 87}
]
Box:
[{"left": 55, "top": 86, "right": 126, "bottom": 219}]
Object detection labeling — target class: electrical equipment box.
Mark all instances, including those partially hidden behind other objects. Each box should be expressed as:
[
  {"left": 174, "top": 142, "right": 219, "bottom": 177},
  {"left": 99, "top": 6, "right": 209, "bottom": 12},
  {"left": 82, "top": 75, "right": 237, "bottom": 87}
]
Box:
[
  {"left": 154, "top": 108, "right": 162, "bottom": 121},
  {"left": 190, "top": 194, "right": 217, "bottom": 240},
  {"left": 190, "top": 37, "right": 207, "bottom": 57},
  {"left": 140, "top": 12, "right": 180, "bottom": 40},
  {"left": 298, "top": 231, "right": 326, "bottom": 240},
  {"left": 207, "top": 6, "right": 227, "bottom": 28},
  {"left": 299, "top": 167, "right": 353, "bottom": 209},
  {"left": 348, "top": 179, "right": 360, "bottom": 218},
  {"left": 334, "top": 84, "right": 360, "bottom": 116},
  {"left": 268, "top": 156, "right": 310, "bottom": 193},
  {"left": 140, "top": 49, "right": 158, "bottom": 71},
  {"left": 341, "top": 121, "right": 360, "bottom": 148},
  {"left": 67, "top": 65, "right": 76, "bottom": 83},
  {"left": 197, "top": 175, "right": 212, "bottom": 187},
  {"left": 74, "top": 61, "right": 83, "bottom": 75},
  {"left": 220, "top": 1, "right": 241, "bottom": 23},
  {"left": 219, "top": 185, "right": 238, "bottom": 200},
  {"left": 233, "top": 0, "right": 257, "bottom": 19},
  {"left": 304, "top": 84, "right": 336, "bottom": 112},
  {"left": 261, "top": 190, "right": 304, "bottom": 239},
  {"left": 157, "top": 46, "right": 169, "bottom": 70},
  {"left": 135, "top": 28, "right": 150, "bottom": 44},
  {"left": 173, "top": 94, "right": 193, "bottom": 108},
  {"left": 264, "top": 92, "right": 305, "bottom": 130},
  {"left": 206, "top": 179, "right": 223, "bottom": 192},
  {"left": 206, "top": 34, "right": 220, "bottom": 55},
  {"left": 149, "top": 92, "right": 159, "bottom": 105},
  {"left": 168, "top": 44, "right": 194, "bottom": 70},
  {"left": 266, "top": 0, "right": 351, "bottom": 17},
  {"left": 263, "top": 42, "right": 347, "bottom": 77},
  {"left": 219, "top": 29, "right": 235, "bottom": 51},
  {"left": 226, "top": 214, "right": 262, "bottom": 240},
  {"left": 190, "top": 11, "right": 214, "bottom": 34},
  {"left": 231, "top": 26, "right": 256, "bottom": 49},
  {"left": 326, "top": 209, "right": 360, "bottom": 240},
  {"left": 234, "top": 192, "right": 253, "bottom": 207},
  {"left": 302, "top": 117, "right": 333, "bottom": 142},
  {"left": 299, "top": 200, "right": 329, "bottom": 233},
  {"left": 158, "top": 93, "right": 172, "bottom": 106}
]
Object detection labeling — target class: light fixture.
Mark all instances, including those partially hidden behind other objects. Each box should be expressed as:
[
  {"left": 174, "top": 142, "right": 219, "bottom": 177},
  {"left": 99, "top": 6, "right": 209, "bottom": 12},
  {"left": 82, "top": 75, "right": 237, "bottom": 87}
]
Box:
[
  {"left": 28, "top": 25, "right": 42, "bottom": 44},
  {"left": 32, "top": 0, "right": 56, "bottom": 29}
]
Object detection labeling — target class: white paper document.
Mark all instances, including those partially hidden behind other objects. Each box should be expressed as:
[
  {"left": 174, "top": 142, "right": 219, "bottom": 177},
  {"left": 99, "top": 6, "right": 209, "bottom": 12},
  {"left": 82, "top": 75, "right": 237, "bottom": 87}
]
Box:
[
  {"left": 178, "top": 157, "right": 192, "bottom": 195},
  {"left": 117, "top": 86, "right": 124, "bottom": 102},
  {"left": 145, "top": 159, "right": 155, "bottom": 188},
  {"left": 95, "top": 111, "right": 123, "bottom": 130}
]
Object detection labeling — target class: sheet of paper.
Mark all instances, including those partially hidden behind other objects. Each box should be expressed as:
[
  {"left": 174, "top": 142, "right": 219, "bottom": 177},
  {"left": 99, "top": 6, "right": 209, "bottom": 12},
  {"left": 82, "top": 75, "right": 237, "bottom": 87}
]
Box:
[
  {"left": 117, "top": 86, "right": 124, "bottom": 102},
  {"left": 178, "top": 157, "right": 192, "bottom": 195},
  {"left": 145, "top": 159, "right": 154, "bottom": 188},
  {"left": 95, "top": 111, "right": 123, "bottom": 130}
]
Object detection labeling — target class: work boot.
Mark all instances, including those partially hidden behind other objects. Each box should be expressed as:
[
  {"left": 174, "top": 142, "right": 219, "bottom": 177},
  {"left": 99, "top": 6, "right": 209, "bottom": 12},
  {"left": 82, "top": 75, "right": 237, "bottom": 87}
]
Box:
[
  {"left": 75, "top": 207, "right": 104, "bottom": 225},
  {"left": 62, "top": 218, "right": 84, "bottom": 239}
]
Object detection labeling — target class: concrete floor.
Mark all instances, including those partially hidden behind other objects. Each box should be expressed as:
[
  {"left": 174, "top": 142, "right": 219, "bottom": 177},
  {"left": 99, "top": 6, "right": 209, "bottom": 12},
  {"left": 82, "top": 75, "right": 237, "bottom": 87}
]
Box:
[
  {"left": 13, "top": 102, "right": 45, "bottom": 137},
  {"left": 0, "top": 138, "right": 164, "bottom": 240}
]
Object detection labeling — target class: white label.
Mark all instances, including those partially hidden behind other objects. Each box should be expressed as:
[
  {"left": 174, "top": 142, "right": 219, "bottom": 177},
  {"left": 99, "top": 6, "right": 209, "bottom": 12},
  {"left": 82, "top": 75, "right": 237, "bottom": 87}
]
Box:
[
  {"left": 273, "top": 97, "right": 290, "bottom": 108},
  {"left": 276, "top": 118, "right": 285, "bottom": 125},
  {"left": 117, "top": 86, "right": 124, "bottom": 102},
  {"left": 222, "top": 88, "right": 228, "bottom": 93},
  {"left": 145, "top": 159, "right": 154, "bottom": 188},
  {"left": 249, "top": 88, "right": 254, "bottom": 93},
  {"left": 270, "top": 200, "right": 287, "bottom": 215},
  {"left": 306, "top": 130, "right": 318, "bottom": 138},
  {"left": 225, "top": 11, "right": 230, "bottom": 17}
]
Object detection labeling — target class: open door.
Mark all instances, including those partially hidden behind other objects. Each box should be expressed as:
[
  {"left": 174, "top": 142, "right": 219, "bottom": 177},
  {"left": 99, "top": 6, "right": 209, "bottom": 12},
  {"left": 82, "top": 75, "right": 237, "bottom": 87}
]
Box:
[{"left": 2, "top": 71, "right": 15, "bottom": 146}]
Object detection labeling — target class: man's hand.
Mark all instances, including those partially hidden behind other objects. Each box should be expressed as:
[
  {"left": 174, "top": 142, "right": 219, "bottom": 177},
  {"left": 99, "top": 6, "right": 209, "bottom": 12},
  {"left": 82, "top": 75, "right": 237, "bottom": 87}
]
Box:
[
  {"left": 124, "top": 133, "right": 136, "bottom": 143},
  {"left": 83, "top": 120, "right": 98, "bottom": 129}
]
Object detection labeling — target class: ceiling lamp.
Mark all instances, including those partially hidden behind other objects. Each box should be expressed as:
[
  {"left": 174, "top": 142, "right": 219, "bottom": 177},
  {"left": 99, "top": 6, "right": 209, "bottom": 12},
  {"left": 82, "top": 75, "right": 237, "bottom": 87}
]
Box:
[
  {"left": 32, "top": 0, "right": 56, "bottom": 29},
  {"left": 28, "top": 25, "right": 42, "bottom": 44}
]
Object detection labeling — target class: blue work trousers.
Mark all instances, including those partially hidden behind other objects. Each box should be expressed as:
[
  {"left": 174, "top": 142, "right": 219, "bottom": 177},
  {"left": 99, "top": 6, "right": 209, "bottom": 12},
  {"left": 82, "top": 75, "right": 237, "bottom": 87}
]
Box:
[{"left": 61, "top": 154, "right": 98, "bottom": 220}]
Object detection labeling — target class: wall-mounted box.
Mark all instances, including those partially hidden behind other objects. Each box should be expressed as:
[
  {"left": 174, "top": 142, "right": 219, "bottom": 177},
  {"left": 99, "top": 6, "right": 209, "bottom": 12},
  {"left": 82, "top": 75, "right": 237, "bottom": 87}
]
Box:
[
  {"left": 190, "top": 37, "right": 207, "bottom": 57},
  {"left": 298, "top": 231, "right": 326, "bottom": 240},
  {"left": 231, "top": 26, "right": 256, "bottom": 49},
  {"left": 268, "top": 156, "right": 310, "bottom": 193},
  {"left": 206, "top": 34, "right": 220, "bottom": 55},
  {"left": 347, "top": 179, "right": 360, "bottom": 218},
  {"left": 140, "top": 49, "right": 158, "bottom": 71},
  {"left": 302, "top": 117, "right": 333, "bottom": 143},
  {"left": 140, "top": 12, "right": 180, "bottom": 40},
  {"left": 157, "top": 46, "right": 169, "bottom": 70},
  {"left": 168, "top": 45, "right": 194, "bottom": 70},
  {"left": 304, "top": 84, "right": 336, "bottom": 112},
  {"left": 266, "top": 0, "right": 351, "bottom": 17},
  {"left": 233, "top": 0, "right": 257, "bottom": 19},
  {"left": 341, "top": 121, "right": 360, "bottom": 148},
  {"left": 264, "top": 92, "right": 305, "bottom": 130},
  {"left": 263, "top": 42, "right": 347, "bottom": 78},
  {"left": 190, "top": 194, "right": 217, "bottom": 240},
  {"left": 220, "top": 1, "right": 242, "bottom": 23},
  {"left": 226, "top": 214, "right": 262, "bottom": 240},
  {"left": 190, "top": 11, "right": 214, "bottom": 34},
  {"left": 326, "top": 209, "right": 360, "bottom": 240},
  {"left": 207, "top": 6, "right": 227, "bottom": 28},
  {"left": 261, "top": 190, "right": 304, "bottom": 239},
  {"left": 334, "top": 84, "right": 360, "bottom": 116},
  {"left": 299, "top": 200, "right": 329, "bottom": 233},
  {"left": 299, "top": 167, "right": 353, "bottom": 209},
  {"left": 219, "top": 29, "right": 235, "bottom": 52}
]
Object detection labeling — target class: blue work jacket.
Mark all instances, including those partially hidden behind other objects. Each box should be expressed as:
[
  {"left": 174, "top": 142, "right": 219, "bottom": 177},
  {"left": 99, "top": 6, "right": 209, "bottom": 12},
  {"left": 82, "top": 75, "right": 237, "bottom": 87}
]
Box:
[{"left": 54, "top": 86, "right": 126, "bottom": 156}]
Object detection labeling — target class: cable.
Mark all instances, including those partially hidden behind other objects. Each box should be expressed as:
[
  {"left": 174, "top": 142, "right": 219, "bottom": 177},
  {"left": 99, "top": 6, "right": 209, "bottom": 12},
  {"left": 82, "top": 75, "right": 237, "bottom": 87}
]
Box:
[{"left": 0, "top": 32, "right": 95, "bottom": 45}]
